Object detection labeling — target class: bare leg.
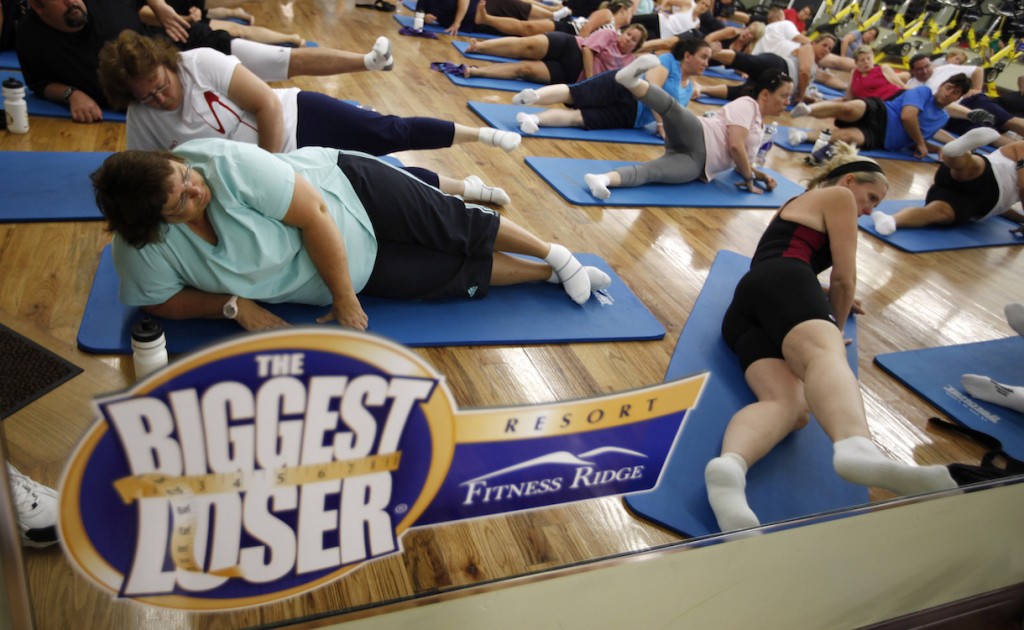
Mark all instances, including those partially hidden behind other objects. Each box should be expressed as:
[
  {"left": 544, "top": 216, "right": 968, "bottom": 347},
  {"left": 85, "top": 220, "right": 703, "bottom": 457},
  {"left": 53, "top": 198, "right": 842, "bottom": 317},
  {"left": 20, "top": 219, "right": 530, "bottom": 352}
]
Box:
[
  {"left": 517, "top": 83, "right": 572, "bottom": 105},
  {"left": 891, "top": 200, "right": 956, "bottom": 228},
  {"left": 475, "top": 0, "right": 556, "bottom": 36},
  {"left": 467, "top": 60, "right": 551, "bottom": 83},
  {"left": 210, "top": 20, "right": 305, "bottom": 47},
  {"left": 491, "top": 219, "right": 594, "bottom": 302},
  {"left": 700, "top": 83, "right": 729, "bottom": 99},
  {"left": 706, "top": 357, "right": 810, "bottom": 531},
  {"left": 711, "top": 49, "right": 736, "bottom": 65},
  {"left": 468, "top": 33, "right": 551, "bottom": 59},
  {"left": 782, "top": 319, "right": 956, "bottom": 495}
]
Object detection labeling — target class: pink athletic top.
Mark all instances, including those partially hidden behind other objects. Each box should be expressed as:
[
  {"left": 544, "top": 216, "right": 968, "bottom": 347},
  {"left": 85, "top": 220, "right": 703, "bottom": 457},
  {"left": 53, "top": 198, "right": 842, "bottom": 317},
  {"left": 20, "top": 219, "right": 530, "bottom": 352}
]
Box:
[
  {"left": 851, "top": 65, "right": 902, "bottom": 101},
  {"left": 698, "top": 96, "right": 763, "bottom": 181},
  {"left": 579, "top": 29, "right": 635, "bottom": 80}
]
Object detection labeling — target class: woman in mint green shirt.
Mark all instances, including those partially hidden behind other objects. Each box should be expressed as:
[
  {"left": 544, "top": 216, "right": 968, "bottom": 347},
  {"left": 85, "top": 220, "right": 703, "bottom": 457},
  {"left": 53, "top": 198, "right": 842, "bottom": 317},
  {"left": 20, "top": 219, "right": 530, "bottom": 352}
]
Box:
[{"left": 92, "top": 139, "right": 607, "bottom": 331}]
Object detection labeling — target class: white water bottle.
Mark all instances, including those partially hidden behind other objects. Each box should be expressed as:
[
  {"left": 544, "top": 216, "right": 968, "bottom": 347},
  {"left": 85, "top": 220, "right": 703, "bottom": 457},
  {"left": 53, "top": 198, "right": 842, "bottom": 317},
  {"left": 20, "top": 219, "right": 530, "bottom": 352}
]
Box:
[
  {"left": 754, "top": 122, "right": 777, "bottom": 167},
  {"left": 3, "top": 78, "right": 29, "bottom": 134},
  {"left": 413, "top": 10, "right": 425, "bottom": 30},
  {"left": 131, "top": 316, "right": 168, "bottom": 380},
  {"left": 811, "top": 128, "right": 832, "bottom": 154}
]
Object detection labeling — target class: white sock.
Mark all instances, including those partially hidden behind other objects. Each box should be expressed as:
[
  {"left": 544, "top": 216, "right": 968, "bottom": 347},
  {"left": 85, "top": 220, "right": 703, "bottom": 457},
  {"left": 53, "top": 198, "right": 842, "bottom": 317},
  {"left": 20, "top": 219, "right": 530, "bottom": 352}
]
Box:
[
  {"left": 515, "top": 112, "right": 539, "bottom": 134},
  {"left": 942, "top": 127, "right": 1001, "bottom": 157},
  {"left": 871, "top": 211, "right": 896, "bottom": 235},
  {"left": 705, "top": 453, "right": 760, "bottom": 532},
  {"left": 788, "top": 128, "right": 808, "bottom": 145},
  {"left": 584, "top": 173, "right": 610, "bottom": 199},
  {"left": 513, "top": 88, "right": 539, "bottom": 105},
  {"left": 962, "top": 374, "right": 1024, "bottom": 413},
  {"left": 833, "top": 436, "right": 957, "bottom": 496},
  {"left": 552, "top": 6, "right": 571, "bottom": 19},
  {"left": 462, "top": 175, "right": 511, "bottom": 206},
  {"left": 545, "top": 243, "right": 591, "bottom": 304},
  {"left": 790, "top": 102, "right": 812, "bottom": 117},
  {"left": 546, "top": 265, "right": 610, "bottom": 291},
  {"left": 364, "top": 36, "right": 393, "bottom": 71},
  {"left": 1004, "top": 303, "right": 1024, "bottom": 337},
  {"left": 615, "top": 54, "right": 661, "bottom": 88},
  {"left": 478, "top": 127, "right": 521, "bottom": 151}
]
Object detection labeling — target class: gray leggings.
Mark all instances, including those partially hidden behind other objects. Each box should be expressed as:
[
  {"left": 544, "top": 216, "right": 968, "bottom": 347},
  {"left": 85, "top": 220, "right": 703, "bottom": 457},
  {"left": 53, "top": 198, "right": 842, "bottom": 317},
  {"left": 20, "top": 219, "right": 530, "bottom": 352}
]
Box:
[{"left": 614, "top": 84, "right": 708, "bottom": 187}]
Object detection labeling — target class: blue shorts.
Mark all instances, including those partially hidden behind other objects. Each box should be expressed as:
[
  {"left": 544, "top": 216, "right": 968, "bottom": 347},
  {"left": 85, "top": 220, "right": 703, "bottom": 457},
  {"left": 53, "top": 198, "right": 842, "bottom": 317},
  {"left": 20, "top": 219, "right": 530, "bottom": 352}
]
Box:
[{"left": 568, "top": 70, "right": 639, "bottom": 130}]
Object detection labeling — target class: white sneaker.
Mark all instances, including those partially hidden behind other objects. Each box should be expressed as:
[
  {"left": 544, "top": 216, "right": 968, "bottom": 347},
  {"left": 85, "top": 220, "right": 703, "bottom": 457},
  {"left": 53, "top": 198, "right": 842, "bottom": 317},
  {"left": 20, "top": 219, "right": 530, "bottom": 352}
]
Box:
[
  {"left": 788, "top": 128, "right": 808, "bottom": 145},
  {"left": 791, "top": 102, "right": 812, "bottom": 117},
  {"left": 7, "top": 464, "right": 58, "bottom": 548}
]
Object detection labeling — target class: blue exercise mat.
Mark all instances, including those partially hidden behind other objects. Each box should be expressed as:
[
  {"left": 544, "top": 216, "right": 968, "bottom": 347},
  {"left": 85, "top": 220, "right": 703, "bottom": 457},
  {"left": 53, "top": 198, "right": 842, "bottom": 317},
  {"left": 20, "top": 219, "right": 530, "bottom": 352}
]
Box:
[
  {"left": 774, "top": 124, "right": 938, "bottom": 163},
  {"left": 437, "top": 67, "right": 542, "bottom": 92},
  {"left": 0, "top": 151, "right": 108, "bottom": 222},
  {"left": 469, "top": 101, "right": 663, "bottom": 145},
  {"left": 393, "top": 13, "right": 502, "bottom": 39},
  {"left": 875, "top": 337, "right": 1024, "bottom": 460},
  {"left": 0, "top": 50, "right": 19, "bottom": 69},
  {"left": 0, "top": 70, "right": 126, "bottom": 122},
  {"left": 452, "top": 40, "right": 516, "bottom": 62},
  {"left": 703, "top": 65, "right": 743, "bottom": 81},
  {"left": 624, "top": 249, "right": 868, "bottom": 537},
  {"left": 525, "top": 156, "right": 804, "bottom": 207},
  {"left": 78, "top": 245, "right": 665, "bottom": 353},
  {"left": 857, "top": 199, "right": 1024, "bottom": 252}
]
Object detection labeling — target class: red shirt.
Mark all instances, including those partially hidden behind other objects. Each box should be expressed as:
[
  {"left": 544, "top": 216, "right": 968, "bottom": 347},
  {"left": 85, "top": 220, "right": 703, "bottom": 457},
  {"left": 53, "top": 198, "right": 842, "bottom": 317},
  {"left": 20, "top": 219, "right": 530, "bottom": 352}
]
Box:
[{"left": 783, "top": 8, "right": 806, "bottom": 33}]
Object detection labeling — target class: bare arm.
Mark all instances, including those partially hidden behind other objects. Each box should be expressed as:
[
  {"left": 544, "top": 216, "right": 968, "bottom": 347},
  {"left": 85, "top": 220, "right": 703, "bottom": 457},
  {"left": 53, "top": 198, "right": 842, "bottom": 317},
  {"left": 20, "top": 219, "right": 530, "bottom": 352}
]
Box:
[
  {"left": 42, "top": 83, "right": 103, "bottom": 123},
  {"left": 579, "top": 8, "right": 612, "bottom": 38},
  {"left": 880, "top": 64, "right": 906, "bottom": 89},
  {"left": 225, "top": 64, "right": 286, "bottom": 152},
  {"left": 726, "top": 124, "right": 758, "bottom": 192},
  {"left": 141, "top": 0, "right": 191, "bottom": 42},
  {"left": 821, "top": 188, "right": 859, "bottom": 327},
  {"left": 966, "top": 66, "right": 984, "bottom": 99},
  {"left": 143, "top": 288, "right": 288, "bottom": 330},
  {"left": 580, "top": 46, "right": 596, "bottom": 79},
  {"left": 840, "top": 32, "right": 855, "bottom": 57},
  {"left": 447, "top": 0, "right": 470, "bottom": 36},
  {"left": 283, "top": 174, "right": 368, "bottom": 330},
  {"left": 899, "top": 104, "right": 929, "bottom": 158}
]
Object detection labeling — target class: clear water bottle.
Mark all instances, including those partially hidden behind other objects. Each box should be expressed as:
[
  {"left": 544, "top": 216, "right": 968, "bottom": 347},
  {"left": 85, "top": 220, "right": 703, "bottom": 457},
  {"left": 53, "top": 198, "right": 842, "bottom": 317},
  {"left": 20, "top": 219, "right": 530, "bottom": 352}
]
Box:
[
  {"left": 3, "top": 78, "right": 29, "bottom": 135},
  {"left": 754, "top": 122, "right": 778, "bottom": 167},
  {"left": 413, "top": 10, "right": 425, "bottom": 30},
  {"left": 131, "top": 316, "right": 168, "bottom": 380}
]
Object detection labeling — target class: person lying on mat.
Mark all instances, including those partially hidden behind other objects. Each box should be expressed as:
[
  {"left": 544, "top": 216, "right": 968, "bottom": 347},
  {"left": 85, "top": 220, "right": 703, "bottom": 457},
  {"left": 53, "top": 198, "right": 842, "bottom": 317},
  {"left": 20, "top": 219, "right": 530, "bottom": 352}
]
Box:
[
  {"left": 512, "top": 36, "right": 710, "bottom": 136},
  {"left": 582, "top": 61, "right": 790, "bottom": 199},
  {"left": 158, "top": 0, "right": 307, "bottom": 47},
  {"left": 418, "top": 0, "right": 570, "bottom": 37},
  {"left": 705, "top": 143, "right": 958, "bottom": 532},
  {"left": 846, "top": 45, "right": 904, "bottom": 102},
  {"left": 98, "top": 32, "right": 518, "bottom": 206},
  {"left": 962, "top": 303, "right": 1024, "bottom": 414},
  {"left": 700, "top": 32, "right": 846, "bottom": 106},
  {"left": 16, "top": 0, "right": 396, "bottom": 123},
  {"left": 91, "top": 140, "right": 610, "bottom": 332},
  {"left": 787, "top": 76, "right": 978, "bottom": 161},
  {"left": 462, "top": 19, "right": 646, "bottom": 84},
  {"left": 471, "top": 0, "right": 633, "bottom": 37},
  {"left": 867, "top": 131, "right": 1024, "bottom": 236}
]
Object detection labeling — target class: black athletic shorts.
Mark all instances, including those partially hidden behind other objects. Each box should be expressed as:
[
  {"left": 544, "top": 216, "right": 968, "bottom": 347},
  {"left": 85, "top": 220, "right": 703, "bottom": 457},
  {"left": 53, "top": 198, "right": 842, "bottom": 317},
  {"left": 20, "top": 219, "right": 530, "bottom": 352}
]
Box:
[
  {"left": 834, "top": 97, "right": 887, "bottom": 150},
  {"left": 924, "top": 157, "right": 1001, "bottom": 224}
]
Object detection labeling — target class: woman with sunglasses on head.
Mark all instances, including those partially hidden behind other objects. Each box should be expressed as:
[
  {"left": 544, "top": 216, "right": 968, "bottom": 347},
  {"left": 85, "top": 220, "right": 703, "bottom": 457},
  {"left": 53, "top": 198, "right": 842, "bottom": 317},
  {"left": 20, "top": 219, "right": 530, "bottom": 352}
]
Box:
[
  {"left": 581, "top": 60, "right": 791, "bottom": 200},
  {"left": 98, "top": 31, "right": 520, "bottom": 205},
  {"left": 705, "top": 143, "right": 958, "bottom": 533},
  {"left": 91, "top": 139, "right": 609, "bottom": 333}
]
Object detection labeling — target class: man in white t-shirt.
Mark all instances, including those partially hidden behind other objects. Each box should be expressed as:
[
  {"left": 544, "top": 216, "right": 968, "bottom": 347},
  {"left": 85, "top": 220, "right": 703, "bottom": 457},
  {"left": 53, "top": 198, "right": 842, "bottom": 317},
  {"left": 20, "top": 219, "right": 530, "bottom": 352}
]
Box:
[
  {"left": 751, "top": 8, "right": 809, "bottom": 56},
  {"left": 907, "top": 54, "right": 1024, "bottom": 144}
]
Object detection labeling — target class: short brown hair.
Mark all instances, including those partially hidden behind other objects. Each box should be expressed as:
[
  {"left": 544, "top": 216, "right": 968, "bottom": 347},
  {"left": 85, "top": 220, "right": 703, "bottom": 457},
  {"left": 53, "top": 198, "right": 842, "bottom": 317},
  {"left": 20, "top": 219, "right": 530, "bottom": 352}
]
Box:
[
  {"left": 92, "top": 151, "right": 182, "bottom": 248},
  {"left": 98, "top": 31, "right": 181, "bottom": 110}
]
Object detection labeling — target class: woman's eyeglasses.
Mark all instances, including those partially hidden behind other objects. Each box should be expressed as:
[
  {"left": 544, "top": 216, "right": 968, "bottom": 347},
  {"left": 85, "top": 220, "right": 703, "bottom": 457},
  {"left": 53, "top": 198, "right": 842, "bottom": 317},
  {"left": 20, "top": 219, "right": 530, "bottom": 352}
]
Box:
[
  {"left": 139, "top": 68, "right": 171, "bottom": 105},
  {"left": 174, "top": 163, "right": 192, "bottom": 214}
]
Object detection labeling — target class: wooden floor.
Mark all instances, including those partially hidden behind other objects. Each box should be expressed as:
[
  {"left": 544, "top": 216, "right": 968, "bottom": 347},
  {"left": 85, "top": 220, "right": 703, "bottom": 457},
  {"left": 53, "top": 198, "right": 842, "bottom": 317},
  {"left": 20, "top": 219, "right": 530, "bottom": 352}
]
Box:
[{"left": 1, "top": 2, "right": 1018, "bottom": 627}]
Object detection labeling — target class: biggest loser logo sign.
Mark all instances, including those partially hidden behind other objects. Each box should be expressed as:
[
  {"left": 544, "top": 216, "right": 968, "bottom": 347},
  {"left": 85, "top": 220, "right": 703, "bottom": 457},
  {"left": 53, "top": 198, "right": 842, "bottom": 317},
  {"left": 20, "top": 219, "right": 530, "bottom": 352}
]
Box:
[{"left": 59, "top": 329, "right": 706, "bottom": 611}]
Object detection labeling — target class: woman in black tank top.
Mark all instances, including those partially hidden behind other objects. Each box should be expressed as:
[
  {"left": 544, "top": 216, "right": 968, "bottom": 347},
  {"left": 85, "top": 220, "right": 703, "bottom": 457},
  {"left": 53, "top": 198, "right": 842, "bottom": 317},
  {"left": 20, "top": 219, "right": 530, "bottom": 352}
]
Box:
[{"left": 706, "top": 146, "right": 958, "bottom": 533}]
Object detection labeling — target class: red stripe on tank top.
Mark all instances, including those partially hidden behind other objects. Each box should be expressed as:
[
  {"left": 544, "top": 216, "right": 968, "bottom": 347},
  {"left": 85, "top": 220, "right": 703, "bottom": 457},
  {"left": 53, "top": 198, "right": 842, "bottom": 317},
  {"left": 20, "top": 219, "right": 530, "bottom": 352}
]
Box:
[{"left": 781, "top": 224, "right": 827, "bottom": 264}]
